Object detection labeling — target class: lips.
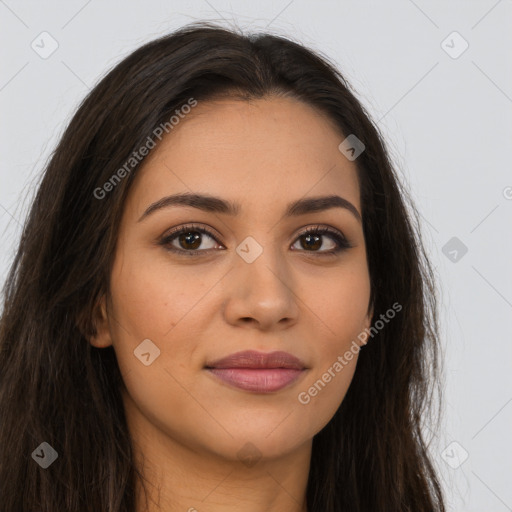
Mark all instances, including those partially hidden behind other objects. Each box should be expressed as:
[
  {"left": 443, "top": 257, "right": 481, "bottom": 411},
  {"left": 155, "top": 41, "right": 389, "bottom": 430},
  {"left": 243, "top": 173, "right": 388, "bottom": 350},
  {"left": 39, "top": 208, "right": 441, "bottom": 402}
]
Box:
[
  {"left": 205, "top": 350, "right": 307, "bottom": 393},
  {"left": 205, "top": 350, "right": 306, "bottom": 370}
]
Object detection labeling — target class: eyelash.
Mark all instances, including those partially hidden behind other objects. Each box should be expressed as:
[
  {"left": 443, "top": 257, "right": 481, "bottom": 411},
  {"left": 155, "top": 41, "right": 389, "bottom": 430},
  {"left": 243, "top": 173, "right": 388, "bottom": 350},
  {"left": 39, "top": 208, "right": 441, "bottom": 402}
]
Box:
[{"left": 159, "top": 223, "right": 353, "bottom": 258}]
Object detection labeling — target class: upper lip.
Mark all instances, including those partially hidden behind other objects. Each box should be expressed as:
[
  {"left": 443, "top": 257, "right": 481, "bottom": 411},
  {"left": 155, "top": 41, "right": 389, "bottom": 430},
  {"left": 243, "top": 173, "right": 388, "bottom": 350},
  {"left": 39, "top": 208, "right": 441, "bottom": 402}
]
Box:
[{"left": 205, "top": 350, "right": 306, "bottom": 370}]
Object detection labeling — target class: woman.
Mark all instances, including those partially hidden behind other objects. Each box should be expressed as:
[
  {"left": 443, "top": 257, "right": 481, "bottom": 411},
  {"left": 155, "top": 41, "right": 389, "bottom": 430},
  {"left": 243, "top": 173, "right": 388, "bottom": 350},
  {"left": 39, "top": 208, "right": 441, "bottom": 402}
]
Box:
[{"left": 0, "top": 21, "right": 445, "bottom": 511}]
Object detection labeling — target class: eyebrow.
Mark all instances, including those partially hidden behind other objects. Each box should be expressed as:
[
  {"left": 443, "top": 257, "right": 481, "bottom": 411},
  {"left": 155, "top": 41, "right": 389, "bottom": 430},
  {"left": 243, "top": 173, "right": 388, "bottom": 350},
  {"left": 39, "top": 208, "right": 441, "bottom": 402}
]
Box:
[{"left": 137, "top": 192, "right": 362, "bottom": 224}]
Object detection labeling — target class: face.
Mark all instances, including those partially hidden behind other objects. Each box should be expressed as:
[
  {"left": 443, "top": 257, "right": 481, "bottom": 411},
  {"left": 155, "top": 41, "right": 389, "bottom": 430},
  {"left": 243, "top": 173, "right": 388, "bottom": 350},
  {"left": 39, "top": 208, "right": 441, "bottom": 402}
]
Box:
[{"left": 91, "top": 95, "right": 373, "bottom": 463}]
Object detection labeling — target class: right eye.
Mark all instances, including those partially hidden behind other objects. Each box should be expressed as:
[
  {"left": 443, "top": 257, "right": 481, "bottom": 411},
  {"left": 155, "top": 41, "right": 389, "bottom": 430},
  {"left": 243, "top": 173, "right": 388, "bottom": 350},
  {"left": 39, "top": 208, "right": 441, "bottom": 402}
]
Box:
[{"left": 159, "top": 224, "right": 224, "bottom": 256}]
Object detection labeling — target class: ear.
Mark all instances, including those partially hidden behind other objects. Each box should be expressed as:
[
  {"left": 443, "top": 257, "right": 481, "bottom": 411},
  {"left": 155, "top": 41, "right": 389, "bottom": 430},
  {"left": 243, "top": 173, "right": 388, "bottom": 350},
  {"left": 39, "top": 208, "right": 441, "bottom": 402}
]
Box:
[{"left": 89, "top": 295, "right": 113, "bottom": 348}]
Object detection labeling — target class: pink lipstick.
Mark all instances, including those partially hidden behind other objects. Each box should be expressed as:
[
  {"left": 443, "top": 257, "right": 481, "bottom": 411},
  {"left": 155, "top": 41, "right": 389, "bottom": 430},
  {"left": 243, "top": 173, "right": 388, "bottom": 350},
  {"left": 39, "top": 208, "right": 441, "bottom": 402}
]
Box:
[{"left": 205, "top": 350, "right": 307, "bottom": 393}]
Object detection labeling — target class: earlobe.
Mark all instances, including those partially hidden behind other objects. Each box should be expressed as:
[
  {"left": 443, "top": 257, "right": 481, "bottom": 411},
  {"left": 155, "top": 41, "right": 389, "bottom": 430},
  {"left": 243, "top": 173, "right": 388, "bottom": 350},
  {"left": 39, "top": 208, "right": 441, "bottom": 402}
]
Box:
[{"left": 89, "top": 295, "right": 113, "bottom": 348}]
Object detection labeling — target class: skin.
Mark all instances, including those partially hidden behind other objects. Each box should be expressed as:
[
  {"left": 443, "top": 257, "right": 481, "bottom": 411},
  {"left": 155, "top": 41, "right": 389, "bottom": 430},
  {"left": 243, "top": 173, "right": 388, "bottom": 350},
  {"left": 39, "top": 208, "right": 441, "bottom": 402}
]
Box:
[{"left": 90, "top": 95, "right": 373, "bottom": 512}]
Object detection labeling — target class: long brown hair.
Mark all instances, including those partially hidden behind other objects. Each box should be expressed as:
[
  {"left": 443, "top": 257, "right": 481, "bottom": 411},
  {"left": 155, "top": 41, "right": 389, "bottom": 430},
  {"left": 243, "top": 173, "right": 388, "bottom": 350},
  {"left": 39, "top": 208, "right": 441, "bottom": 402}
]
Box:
[{"left": 0, "top": 21, "right": 444, "bottom": 511}]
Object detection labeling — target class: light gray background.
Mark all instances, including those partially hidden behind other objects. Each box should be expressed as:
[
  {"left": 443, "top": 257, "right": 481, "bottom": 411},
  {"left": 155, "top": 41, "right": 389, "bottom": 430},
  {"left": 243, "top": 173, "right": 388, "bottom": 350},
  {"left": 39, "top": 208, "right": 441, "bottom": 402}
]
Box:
[{"left": 1, "top": 1, "right": 511, "bottom": 510}]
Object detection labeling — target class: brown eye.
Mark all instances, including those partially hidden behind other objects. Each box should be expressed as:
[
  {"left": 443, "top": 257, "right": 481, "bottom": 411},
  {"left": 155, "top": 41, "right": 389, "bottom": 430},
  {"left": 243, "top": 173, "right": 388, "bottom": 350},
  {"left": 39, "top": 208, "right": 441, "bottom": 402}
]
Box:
[
  {"left": 160, "top": 224, "right": 222, "bottom": 256},
  {"left": 298, "top": 233, "right": 324, "bottom": 251},
  {"left": 177, "top": 231, "right": 202, "bottom": 250},
  {"left": 291, "top": 226, "right": 352, "bottom": 255}
]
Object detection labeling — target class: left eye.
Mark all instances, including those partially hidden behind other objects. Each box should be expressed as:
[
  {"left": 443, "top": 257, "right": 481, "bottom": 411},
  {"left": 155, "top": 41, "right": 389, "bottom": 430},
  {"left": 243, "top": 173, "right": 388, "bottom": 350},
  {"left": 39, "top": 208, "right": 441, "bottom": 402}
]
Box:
[
  {"left": 159, "top": 224, "right": 352, "bottom": 257},
  {"left": 291, "top": 227, "right": 350, "bottom": 254}
]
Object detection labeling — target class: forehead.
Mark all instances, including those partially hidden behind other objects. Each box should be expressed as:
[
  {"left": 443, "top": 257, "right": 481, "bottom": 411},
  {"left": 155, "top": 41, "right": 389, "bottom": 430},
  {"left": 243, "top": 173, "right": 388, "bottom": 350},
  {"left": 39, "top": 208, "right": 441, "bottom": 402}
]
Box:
[{"left": 128, "top": 96, "right": 361, "bottom": 218}]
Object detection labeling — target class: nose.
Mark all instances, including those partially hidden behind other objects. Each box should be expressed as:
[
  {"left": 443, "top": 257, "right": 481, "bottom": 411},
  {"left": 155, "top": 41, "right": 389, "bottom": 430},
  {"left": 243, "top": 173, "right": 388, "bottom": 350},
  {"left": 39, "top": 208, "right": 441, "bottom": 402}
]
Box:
[{"left": 222, "top": 245, "right": 299, "bottom": 331}]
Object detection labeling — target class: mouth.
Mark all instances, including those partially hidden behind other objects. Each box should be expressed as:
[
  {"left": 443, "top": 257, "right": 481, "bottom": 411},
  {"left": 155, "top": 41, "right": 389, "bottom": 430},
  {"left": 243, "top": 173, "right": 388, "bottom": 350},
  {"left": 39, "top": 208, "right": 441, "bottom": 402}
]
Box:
[{"left": 204, "top": 350, "right": 308, "bottom": 393}]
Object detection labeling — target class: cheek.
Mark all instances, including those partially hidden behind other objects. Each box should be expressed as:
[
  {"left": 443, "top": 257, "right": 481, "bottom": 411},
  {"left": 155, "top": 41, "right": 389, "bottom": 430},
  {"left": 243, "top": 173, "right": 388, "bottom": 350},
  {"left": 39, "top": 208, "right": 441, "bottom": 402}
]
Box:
[
  {"left": 107, "top": 256, "right": 210, "bottom": 443},
  {"left": 109, "top": 249, "right": 212, "bottom": 341},
  {"left": 106, "top": 251, "right": 213, "bottom": 392},
  {"left": 305, "top": 262, "right": 371, "bottom": 345},
  {"left": 294, "top": 265, "right": 370, "bottom": 419}
]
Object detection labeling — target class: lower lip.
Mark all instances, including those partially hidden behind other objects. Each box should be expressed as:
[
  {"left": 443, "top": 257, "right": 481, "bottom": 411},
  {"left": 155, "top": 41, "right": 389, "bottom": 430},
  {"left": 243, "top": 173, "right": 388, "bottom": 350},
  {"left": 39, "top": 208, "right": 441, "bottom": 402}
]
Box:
[{"left": 206, "top": 368, "right": 305, "bottom": 393}]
